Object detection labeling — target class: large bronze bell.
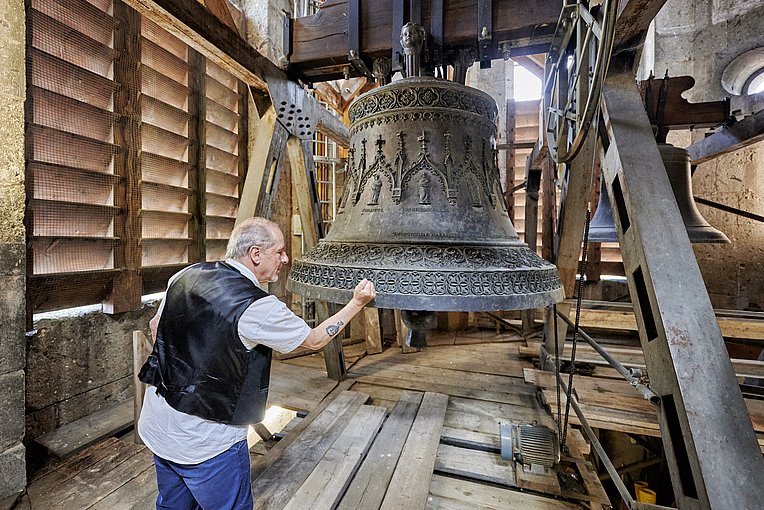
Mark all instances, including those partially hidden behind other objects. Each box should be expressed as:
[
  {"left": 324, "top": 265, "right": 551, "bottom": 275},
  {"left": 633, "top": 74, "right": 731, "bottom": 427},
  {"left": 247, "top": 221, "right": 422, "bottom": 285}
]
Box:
[
  {"left": 287, "top": 76, "right": 565, "bottom": 313},
  {"left": 588, "top": 143, "right": 729, "bottom": 244}
]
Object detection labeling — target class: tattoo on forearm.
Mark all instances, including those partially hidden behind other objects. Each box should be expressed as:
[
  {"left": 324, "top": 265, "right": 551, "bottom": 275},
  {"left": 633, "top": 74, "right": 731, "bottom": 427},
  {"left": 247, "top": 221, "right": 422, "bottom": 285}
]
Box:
[{"left": 326, "top": 320, "right": 345, "bottom": 337}]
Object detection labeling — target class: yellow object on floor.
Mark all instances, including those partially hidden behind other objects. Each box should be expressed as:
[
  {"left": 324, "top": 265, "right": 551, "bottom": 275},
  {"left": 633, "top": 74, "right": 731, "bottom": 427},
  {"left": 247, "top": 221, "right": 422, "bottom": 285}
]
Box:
[{"left": 637, "top": 487, "right": 657, "bottom": 504}]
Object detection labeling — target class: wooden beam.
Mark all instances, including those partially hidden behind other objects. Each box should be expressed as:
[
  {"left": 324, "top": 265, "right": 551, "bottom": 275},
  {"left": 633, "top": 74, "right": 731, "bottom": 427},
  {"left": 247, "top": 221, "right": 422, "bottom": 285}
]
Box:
[
  {"left": 363, "top": 308, "right": 383, "bottom": 355},
  {"left": 187, "top": 48, "right": 207, "bottom": 263},
  {"left": 512, "top": 55, "right": 544, "bottom": 79},
  {"left": 235, "top": 107, "right": 288, "bottom": 226},
  {"left": 554, "top": 131, "right": 597, "bottom": 295},
  {"left": 521, "top": 166, "right": 541, "bottom": 335},
  {"left": 204, "top": 0, "right": 243, "bottom": 38},
  {"left": 122, "top": 0, "right": 349, "bottom": 146},
  {"left": 688, "top": 109, "right": 764, "bottom": 164},
  {"left": 540, "top": 156, "right": 555, "bottom": 263},
  {"left": 638, "top": 75, "right": 728, "bottom": 130},
  {"left": 612, "top": 0, "right": 669, "bottom": 65},
  {"left": 132, "top": 330, "right": 153, "bottom": 445},
  {"left": 107, "top": 1, "right": 142, "bottom": 314},
  {"left": 613, "top": 0, "right": 666, "bottom": 51},
  {"left": 505, "top": 99, "right": 516, "bottom": 222},
  {"left": 290, "top": 0, "right": 559, "bottom": 79},
  {"left": 601, "top": 69, "right": 764, "bottom": 508},
  {"left": 287, "top": 137, "right": 324, "bottom": 248},
  {"left": 585, "top": 152, "right": 603, "bottom": 282},
  {"left": 286, "top": 136, "right": 347, "bottom": 380}
]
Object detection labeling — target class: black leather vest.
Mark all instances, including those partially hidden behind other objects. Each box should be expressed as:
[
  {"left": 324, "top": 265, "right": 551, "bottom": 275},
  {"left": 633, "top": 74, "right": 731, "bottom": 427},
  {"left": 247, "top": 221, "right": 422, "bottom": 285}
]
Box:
[{"left": 138, "top": 261, "right": 272, "bottom": 425}]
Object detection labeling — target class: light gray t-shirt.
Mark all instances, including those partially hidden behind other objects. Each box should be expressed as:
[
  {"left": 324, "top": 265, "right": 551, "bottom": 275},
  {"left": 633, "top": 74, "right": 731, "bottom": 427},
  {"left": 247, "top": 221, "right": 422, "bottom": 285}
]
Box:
[{"left": 138, "top": 259, "right": 310, "bottom": 464}]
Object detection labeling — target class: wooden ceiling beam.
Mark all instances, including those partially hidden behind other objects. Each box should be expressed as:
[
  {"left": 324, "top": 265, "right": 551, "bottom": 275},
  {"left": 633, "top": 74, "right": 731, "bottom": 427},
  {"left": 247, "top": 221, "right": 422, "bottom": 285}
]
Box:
[{"left": 290, "top": 0, "right": 560, "bottom": 81}]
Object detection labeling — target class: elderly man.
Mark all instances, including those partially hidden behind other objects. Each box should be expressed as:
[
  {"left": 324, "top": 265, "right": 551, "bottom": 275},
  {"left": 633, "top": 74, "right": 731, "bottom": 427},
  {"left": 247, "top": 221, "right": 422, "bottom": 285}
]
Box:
[{"left": 138, "top": 217, "right": 376, "bottom": 509}]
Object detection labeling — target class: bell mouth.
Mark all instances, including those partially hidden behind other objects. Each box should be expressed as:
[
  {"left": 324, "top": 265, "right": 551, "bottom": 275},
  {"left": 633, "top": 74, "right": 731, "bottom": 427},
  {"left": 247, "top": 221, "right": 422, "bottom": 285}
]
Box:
[{"left": 286, "top": 240, "right": 564, "bottom": 312}]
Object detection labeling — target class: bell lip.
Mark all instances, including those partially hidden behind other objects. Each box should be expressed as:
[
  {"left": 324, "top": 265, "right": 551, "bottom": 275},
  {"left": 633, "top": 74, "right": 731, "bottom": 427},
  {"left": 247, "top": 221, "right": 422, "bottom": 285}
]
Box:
[
  {"left": 587, "top": 230, "right": 619, "bottom": 243},
  {"left": 687, "top": 227, "right": 731, "bottom": 244},
  {"left": 286, "top": 278, "right": 565, "bottom": 312}
]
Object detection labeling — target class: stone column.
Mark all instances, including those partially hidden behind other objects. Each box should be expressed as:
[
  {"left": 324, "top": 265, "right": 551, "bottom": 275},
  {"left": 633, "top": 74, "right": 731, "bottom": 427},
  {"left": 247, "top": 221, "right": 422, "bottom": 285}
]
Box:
[
  {"left": 0, "top": 0, "right": 27, "bottom": 504},
  {"left": 241, "top": 0, "right": 292, "bottom": 68},
  {"left": 467, "top": 59, "right": 512, "bottom": 197}
]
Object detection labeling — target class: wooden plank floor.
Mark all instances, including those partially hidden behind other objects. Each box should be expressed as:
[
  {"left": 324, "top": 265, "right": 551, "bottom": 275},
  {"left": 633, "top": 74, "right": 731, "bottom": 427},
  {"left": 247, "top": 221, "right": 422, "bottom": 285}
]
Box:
[
  {"left": 522, "top": 342, "right": 764, "bottom": 452},
  {"left": 24, "top": 332, "right": 606, "bottom": 509}
]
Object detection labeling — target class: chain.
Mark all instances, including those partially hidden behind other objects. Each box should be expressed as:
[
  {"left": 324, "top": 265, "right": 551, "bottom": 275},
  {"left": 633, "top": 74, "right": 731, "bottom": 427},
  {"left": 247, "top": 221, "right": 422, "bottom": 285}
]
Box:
[
  {"left": 561, "top": 207, "right": 591, "bottom": 451},
  {"left": 553, "top": 303, "right": 563, "bottom": 446}
]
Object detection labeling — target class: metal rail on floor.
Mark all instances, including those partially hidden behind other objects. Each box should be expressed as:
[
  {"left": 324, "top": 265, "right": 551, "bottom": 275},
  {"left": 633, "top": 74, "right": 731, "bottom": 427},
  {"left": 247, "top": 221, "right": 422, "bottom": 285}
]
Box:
[{"left": 553, "top": 309, "right": 660, "bottom": 404}]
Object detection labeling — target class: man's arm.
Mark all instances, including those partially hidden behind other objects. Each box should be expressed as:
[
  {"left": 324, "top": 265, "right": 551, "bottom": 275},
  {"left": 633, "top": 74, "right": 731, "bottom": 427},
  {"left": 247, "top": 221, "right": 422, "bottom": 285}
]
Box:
[
  {"left": 300, "top": 279, "right": 376, "bottom": 350},
  {"left": 149, "top": 302, "right": 162, "bottom": 341}
]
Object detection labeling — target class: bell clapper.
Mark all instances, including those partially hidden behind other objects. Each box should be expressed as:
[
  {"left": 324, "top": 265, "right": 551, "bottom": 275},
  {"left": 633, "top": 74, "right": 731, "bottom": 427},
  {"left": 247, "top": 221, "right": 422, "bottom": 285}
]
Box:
[{"left": 401, "top": 310, "right": 438, "bottom": 349}]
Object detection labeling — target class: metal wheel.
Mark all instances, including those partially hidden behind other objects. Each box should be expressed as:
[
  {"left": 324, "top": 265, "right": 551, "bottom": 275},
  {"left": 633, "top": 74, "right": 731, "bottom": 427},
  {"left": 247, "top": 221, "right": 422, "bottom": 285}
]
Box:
[{"left": 543, "top": 0, "right": 619, "bottom": 164}]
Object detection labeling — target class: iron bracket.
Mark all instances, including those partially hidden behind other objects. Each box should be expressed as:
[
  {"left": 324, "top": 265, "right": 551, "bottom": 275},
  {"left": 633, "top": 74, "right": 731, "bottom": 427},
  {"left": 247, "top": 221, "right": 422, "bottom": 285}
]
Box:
[
  {"left": 348, "top": 0, "right": 373, "bottom": 78},
  {"left": 391, "top": 0, "right": 405, "bottom": 72}
]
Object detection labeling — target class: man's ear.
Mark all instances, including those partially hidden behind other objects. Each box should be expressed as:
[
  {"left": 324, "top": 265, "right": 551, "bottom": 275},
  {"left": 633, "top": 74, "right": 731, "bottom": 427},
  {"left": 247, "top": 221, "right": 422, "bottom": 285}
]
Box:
[{"left": 249, "top": 246, "right": 261, "bottom": 264}]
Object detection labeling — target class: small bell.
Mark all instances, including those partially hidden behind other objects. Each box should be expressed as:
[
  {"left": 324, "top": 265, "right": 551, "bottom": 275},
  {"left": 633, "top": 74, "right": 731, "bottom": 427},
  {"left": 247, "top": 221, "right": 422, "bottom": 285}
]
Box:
[
  {"left": 587, "top": 144, "right": 729, "bottom": 244},
  {"left": 588, "top": 176, "right": 618, "bottom": 243},
  {"left": 659, "top": 143, "right": 730, "bottom": 244}
]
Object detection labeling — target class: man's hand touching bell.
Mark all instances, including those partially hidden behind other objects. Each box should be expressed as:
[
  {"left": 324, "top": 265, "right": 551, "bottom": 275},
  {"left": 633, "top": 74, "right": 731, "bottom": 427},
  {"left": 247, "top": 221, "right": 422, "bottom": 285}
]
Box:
[{"left": 352, "top": 278, "right": 376, "bottom": 306}]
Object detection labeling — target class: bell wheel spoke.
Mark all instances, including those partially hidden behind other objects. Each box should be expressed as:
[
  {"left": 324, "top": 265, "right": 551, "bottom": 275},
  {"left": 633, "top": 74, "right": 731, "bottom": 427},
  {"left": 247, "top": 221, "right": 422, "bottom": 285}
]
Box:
[{"left": 544, "top": 0, "right": 619, "bottom": 164}]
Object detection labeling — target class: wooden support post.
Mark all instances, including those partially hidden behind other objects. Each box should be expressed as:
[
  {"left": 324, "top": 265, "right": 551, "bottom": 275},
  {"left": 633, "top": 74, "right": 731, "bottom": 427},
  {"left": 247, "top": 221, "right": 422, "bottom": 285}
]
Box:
[
  {"left": 601, "top": 68, "right": 764, "bottom": 508},
  {"left": 107, "top": 2, "right": 142, "bottom": 314},
  {"left": 363, "top": 308, "right": 383, "bottom": 354},
  {"left": 521, "top": 166, "right": 541, "bottom": 336},
  {"left": 236, "top": 106, "right": 289, "bottom": 225},
  {"left": 540, "top": 157, "right": 556, "bottom": 263},
  {"left": 252, "top": 422, "right": 274, "bottom": 441},
  {"left": 287, "top": 135, "right": 346, "bottom": 380},
  {"left": 188, "top": 48, "right": 207, "bottom": 263},
  {"left": 393, "top": 309, "right": 407, "bottom": 347},
  {"left": 394, "top": 309, "right": 422, "bottom": 354},
  {"left": 544, "top": 27, "right": 596, "bottom": 359},
  {"left": 505, "top": 99, "right": 516, "bottom": 222},
  {"left": 585, "top": 151, "right": 603, "bottom": 283},
  {"left": 132, "top": 330, "right": 153, "bottom": 445}
]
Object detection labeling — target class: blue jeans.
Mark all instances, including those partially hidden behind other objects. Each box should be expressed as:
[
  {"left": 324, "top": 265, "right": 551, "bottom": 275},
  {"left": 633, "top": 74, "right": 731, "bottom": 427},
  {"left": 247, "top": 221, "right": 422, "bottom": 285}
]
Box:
[{"left": 153, "top": 440, "right": 253, "bottom": 510}]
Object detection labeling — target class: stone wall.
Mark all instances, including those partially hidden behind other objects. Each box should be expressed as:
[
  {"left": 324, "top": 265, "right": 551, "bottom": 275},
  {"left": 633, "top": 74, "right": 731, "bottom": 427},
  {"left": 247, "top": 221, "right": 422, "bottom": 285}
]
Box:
[
  {"left": 0, "top": 0, "right": 26, "bottom": 503},
  {"left": 241, "top": 0, "right": 291, "bottom": 68},
  {"left": 692, "top": 139, "right": 764, "bottom": 310},
  {"left": 654, "top": 0, "right": 764, "bottom": 102},
  {"left": 656, "top": 0, "right": 764, "bottom": 310},
  {"left": 25, "top": 305, "right": 156, "bottom": 443}
]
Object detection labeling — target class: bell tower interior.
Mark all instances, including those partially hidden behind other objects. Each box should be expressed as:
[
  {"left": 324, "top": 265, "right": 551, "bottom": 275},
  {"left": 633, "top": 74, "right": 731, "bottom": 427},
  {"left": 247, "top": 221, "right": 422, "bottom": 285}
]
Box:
[{"left": 2, "top": 0, "right": 763, "bottom": 508}]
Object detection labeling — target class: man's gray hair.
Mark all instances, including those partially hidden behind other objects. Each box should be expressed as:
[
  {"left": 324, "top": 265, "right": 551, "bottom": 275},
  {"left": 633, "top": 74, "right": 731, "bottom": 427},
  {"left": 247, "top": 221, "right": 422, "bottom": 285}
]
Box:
[{"left": 225, "top": 217, "right": 281, "bottom": 258}]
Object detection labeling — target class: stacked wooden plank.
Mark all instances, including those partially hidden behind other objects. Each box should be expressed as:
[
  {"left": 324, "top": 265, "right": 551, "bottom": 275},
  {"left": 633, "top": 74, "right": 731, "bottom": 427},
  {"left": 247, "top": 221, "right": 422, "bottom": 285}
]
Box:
[{"left": 525, "top": 366, "right": 764, "bottom": 453}]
